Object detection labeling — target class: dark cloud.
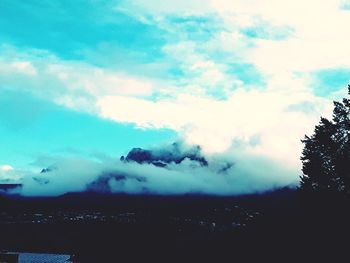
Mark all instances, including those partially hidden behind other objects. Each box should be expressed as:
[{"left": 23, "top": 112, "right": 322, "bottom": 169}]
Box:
[{"left": 0, "top": 183, "right": 22, "bottom": 194}]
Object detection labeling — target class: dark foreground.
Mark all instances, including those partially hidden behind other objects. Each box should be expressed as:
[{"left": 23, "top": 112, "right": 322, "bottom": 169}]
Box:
[{"left": 0, "top": 189, "right": 349, "bottom": 262}]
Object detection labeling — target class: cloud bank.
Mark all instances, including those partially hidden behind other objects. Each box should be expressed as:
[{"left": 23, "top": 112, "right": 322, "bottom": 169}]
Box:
[{"left": 4, "top": 142, "right": 296, "bottom": 196}]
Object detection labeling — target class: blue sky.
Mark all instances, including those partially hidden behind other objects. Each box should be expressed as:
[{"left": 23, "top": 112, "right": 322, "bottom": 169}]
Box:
[
  {"left": 0, "top": 88, "right": 175, "bottom": 168},
  {"left": 1, "top": 0, "right": 350, "bottom": 177}
]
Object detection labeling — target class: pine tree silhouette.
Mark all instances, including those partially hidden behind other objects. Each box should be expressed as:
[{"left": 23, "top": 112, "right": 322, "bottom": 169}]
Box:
[{"left": 300, "top": 85, "right": 350, "bottom": 194}]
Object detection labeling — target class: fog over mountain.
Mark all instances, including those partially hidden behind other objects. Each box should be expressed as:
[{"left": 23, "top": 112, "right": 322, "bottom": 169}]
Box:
[{"left": 5, "top": 141, "right": 297, "bottom": 196}]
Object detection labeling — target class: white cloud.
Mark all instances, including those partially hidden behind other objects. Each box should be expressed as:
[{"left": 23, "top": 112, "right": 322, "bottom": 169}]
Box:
[
  {"left": 10, "top": 61, "right": 37, "bottom": 76},
  {"left": 0, "top": 164, "right": 23, "bottom": 182},
  {"left": 110, "top": 0, "right": 349, "bottom": 171},
  {"left": 1, "top": 165, "right": 14, "bottom": 172},
  {"left": 20, "top": 152, "right": 297, "bottom": 196},
  {"left": 2, "top": 0, "right": 350, "bottom": 189},
  {"left": 117, "top": 0, "right": 350, "bottom": 76},
  {"left": 0, "top": 48, "right": 157, "bottom": 112},
  {"left": 210, "top": 0, "right": 350, "bottom": 74},
  {"left": 97, "top": 88, "right": 332, "bottom": 170}
]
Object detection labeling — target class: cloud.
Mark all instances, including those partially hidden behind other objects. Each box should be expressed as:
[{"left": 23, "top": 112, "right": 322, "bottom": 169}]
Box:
[
  {"left": 105, "top": 0, "right": 349, "bottom": 166},
  {"left": 0, "top": 45, "right": 158, "bottom": 113},
  {"left": 97, "top": 88, "right": 332, "bottom": 168},
  {"left": 0, "top": 43, "right": 334, "bottom": 173},
  {"left": 0, "top": 164, "right": 23, "bottom": 182},
  {"left": 210, "top": 0, "right": 350, "bottom": 75},
  {"left": 1, "top": 0, "right": 350, "bottom": 193},
  {"left": 18, "top": 142, "right": 296, "bottom": 196},
  {"left": 118, "top": 0, "right": 350, "bottom": 79},
  {"left": 1, "top": 165, "right": 13, "bottom": 172}
]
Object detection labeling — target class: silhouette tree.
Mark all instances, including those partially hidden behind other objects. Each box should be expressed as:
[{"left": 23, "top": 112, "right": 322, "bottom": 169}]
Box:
[{"left": 300, "top": 85, "right": 350, "bottom": 194}]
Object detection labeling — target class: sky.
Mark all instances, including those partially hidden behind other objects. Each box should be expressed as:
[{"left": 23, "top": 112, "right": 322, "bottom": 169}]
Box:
[{"left": 0, "top": 0, "right": 350, "bottom": 195}]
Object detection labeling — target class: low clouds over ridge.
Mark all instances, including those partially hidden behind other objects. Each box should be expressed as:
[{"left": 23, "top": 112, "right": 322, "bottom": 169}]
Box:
[{"left": 11, "top": 142, "right": 296, "bottom": 196}]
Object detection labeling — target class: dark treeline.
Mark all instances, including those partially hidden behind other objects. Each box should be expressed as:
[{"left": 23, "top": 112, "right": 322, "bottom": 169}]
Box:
[
  {"left": 300, "top": 85, "right": 350, "bottom": 194},
  {"left": 0, "top": 188, "right": 349, "bottom": 262}
]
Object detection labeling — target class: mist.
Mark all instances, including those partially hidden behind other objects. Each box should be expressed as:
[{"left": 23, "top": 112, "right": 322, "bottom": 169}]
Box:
[{"left": 12, "top": 142, "right": 298, "bottom": 197}]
